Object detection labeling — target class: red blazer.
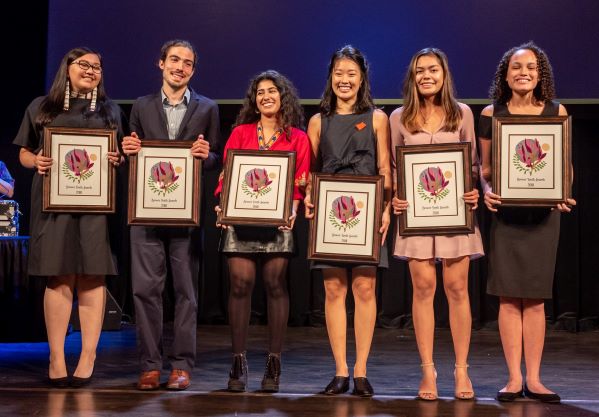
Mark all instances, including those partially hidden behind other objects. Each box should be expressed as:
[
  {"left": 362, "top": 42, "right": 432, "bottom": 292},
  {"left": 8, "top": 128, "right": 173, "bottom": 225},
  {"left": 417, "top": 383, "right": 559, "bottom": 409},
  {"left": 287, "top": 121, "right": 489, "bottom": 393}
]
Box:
[{"left": 214, "top": 123, "right": 310, "bottom": 200}]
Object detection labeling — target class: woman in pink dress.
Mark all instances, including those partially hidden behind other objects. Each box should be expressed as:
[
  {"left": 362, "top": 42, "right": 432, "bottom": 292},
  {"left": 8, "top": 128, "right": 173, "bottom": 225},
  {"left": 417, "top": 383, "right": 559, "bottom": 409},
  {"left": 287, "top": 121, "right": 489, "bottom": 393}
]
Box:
[{"left": 390, "top": 48, "right": 483, "bottom": 400}]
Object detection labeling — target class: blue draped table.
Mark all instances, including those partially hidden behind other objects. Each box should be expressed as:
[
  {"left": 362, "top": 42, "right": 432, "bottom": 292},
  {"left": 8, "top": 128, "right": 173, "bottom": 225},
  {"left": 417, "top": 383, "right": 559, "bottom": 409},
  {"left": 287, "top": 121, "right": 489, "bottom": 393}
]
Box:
[
  {"left": 0, "top": 236, "right": 47, "bottom": 342},
  {"left": 0, "top": 236, "right": 29, "bottom": 291}
]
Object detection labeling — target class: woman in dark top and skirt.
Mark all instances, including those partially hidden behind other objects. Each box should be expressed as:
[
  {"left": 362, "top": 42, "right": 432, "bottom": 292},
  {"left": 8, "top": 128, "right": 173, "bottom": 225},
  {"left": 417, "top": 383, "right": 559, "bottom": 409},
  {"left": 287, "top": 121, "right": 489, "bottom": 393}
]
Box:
[
  {"left": 215, "top": 70, "right": 310, "bottom": 393},
  {"left": 479, "top": 42, "right": 576, "bottom": 403}
]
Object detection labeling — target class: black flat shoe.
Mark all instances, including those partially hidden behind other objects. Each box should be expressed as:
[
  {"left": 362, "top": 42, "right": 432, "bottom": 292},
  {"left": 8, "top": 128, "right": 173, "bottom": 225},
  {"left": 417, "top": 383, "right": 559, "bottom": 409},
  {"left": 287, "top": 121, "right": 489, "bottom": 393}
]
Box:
[
  {"left": 48, "top": 376, "right": 70, "bottom": 388},
  {"left": 524, "top": 385, "right": 561, "bottom": 403},
  {"left": 71, "top": 375, "right": 93, "bottom": 388},
  {"left": 71, "top": 365, "right": 95, "bottom": 388},
  {"left": 352, "top": 377, "right": 374, "bottom": 397},
  {"left": 496, "top": 388, "right": 524, "bottom": 402},
  {"left": 323, "top": 376, "right": 350, "bottom": 395}
]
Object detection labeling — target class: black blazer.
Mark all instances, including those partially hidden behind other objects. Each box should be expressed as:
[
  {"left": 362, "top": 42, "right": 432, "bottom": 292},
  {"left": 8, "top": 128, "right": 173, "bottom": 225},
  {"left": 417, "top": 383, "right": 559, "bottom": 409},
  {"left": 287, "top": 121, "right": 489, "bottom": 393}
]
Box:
[{"left": 129, "top": 88, "right": 221, "bottom": 170}]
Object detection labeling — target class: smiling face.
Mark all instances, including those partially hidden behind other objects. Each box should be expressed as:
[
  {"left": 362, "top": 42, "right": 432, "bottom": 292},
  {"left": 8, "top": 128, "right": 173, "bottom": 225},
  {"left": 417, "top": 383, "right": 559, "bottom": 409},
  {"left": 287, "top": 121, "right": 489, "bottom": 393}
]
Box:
[
  {"left": 256, "top": 79, "right": 281, "bottom": 118},
  {"left": 506, "top": 48, "right": 538, "bottom": 95},
  {"left": 159, "top": 45, "right": 195, "bottom": 90},
  {"left": 68, "top": 53, "right": 102, "bottom": 93},
  {"left": 415, "top": 54, "right": 444, "bottom": 99},
  {"left": 331, "top": 57, "right": 362, "bottom": 102}
]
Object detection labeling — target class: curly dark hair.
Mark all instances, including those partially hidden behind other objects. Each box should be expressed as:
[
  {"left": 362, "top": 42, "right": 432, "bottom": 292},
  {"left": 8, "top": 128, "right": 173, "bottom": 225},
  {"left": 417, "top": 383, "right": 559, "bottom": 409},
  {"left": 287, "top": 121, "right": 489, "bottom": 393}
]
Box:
[
  {"left": 489, "top": 41, "right": 556, "bottom": 104},
  {"left": 235, "top": 70, "right": 305, "bottom": 132},
  {"left": 36, "top": 46, "right": 119, "bottom": 129},
  {"left": 319, "top": 45, "right": 374, "bottom": 116}
]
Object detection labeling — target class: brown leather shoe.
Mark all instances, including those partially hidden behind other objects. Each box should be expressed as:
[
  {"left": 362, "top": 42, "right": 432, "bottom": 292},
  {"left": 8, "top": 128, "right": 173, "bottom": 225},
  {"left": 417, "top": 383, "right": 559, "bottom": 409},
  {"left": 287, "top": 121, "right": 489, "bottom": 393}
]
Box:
[
  {"left": 137, "top": 370, "right": 161, "bottom": 390},
  {"left": 166, "top": 369, "right": 191, "bottom": 390}
]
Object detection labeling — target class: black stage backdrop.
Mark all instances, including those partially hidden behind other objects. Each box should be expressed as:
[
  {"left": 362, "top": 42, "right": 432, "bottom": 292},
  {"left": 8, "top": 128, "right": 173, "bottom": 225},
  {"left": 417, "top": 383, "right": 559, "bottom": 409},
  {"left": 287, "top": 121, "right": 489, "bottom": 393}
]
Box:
[{"left": 1, "top": 2, "right": 598, "bottom": 334}]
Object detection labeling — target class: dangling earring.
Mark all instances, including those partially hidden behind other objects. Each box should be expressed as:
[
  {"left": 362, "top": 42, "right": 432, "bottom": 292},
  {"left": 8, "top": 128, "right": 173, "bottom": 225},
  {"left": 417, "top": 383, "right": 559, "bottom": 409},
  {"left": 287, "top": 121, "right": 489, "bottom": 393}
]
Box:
[
  {"left": 89, "top": 86, "right": 97, "bottom": 112},
  {"left": 63, "top": 79, "right": 70, "bottom": 111}
]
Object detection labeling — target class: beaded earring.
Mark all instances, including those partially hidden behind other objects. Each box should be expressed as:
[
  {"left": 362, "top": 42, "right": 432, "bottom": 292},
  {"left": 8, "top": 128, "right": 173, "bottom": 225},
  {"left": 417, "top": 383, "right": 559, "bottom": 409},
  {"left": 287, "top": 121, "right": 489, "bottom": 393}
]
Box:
[
  {"left": 63, "top": 79, "right": 70, "bottom": 111},
  {"left": 90, "top": 86, "right": 97, "bottom": 112}
]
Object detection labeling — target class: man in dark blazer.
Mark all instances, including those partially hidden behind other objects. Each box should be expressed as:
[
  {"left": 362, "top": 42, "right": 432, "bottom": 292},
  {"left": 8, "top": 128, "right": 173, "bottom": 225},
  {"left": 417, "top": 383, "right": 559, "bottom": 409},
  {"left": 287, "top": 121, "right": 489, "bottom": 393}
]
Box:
[{"left": 122, "top": 39, "right": 220, "bottom": 391}]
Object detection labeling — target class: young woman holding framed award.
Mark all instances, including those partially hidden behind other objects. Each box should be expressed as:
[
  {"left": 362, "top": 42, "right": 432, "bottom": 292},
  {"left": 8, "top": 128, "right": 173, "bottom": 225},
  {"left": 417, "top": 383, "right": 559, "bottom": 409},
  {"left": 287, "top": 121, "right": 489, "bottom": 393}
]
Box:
[
  {"left": 479, "top": 42, "right": 576, "bottom": 404},
  {"left": 215, "top": 70, "right": 310, "bottom": 393},
  {"left": 304, "top": 45, "right": 392, "bottom": 397},
  {"left": 390, "top": 48, "right": 483, "bottom": 400}
]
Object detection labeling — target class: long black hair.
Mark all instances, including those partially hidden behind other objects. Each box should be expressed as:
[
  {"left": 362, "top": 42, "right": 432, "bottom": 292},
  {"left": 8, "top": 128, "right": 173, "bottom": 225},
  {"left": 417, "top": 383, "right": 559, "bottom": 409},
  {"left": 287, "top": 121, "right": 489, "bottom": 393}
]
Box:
[
  {"left": 36, "top": 46, "right": 119, "bottom": 128},
  {"left": 319, "top": 45, "right": 374, "bottom": 116}
]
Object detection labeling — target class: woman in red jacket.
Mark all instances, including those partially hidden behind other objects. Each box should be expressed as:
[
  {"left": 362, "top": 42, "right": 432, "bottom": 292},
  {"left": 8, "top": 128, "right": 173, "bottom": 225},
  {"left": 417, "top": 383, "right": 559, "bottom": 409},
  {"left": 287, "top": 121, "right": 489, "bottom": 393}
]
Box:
[{"left": 215, "top": 70, "right": 310, "bottom": 393}]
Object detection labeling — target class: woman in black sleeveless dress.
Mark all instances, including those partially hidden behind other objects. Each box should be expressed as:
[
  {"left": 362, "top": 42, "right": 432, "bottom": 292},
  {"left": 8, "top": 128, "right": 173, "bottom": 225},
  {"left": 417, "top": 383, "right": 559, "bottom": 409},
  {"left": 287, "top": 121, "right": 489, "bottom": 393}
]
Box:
[
  {"left": 479, "top": 42, "right": 576, "bottom": 403},
  {"left": 304, "top": 45, "right": 392, "bottom": 397}
]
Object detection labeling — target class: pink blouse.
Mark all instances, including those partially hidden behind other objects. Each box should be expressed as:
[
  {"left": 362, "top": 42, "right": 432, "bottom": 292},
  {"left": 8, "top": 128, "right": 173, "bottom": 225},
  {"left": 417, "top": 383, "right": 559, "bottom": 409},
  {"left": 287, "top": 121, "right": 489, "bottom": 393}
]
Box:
[
  {"left": 389, "top": 103, "right": 484, "bottom": 260},
  {"left": 214, "top": 123, "right": 310, "bottom": 201}
]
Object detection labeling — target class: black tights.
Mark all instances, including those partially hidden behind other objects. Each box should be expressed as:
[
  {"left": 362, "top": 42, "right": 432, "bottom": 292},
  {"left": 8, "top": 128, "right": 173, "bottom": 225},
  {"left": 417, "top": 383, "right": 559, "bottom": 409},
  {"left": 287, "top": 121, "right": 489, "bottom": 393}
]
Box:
[{"left": 227, "top": 255, "right": 289, "bottom": 354}]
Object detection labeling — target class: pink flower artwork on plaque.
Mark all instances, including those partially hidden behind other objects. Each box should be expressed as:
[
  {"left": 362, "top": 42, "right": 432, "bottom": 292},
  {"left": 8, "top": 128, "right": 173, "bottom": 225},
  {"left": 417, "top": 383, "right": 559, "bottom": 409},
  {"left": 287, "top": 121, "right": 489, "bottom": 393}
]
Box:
[
  {"left": 242, "top": 167, "right": 273, "bottom": 198},
  {"left": 329, "top": 195, "right": 362, "bottom": 231},
  {"left": 417, "top": 167, "right": 450, "bottom": 204},
  {"left": 62, "top": 148, "right": 95, "bottom": 183},
  {"left": 148, "top": 161, "right": 180, "bottom": 196},
  {"left": 513, "top": 138, "right": 548, "bottom": 175}
]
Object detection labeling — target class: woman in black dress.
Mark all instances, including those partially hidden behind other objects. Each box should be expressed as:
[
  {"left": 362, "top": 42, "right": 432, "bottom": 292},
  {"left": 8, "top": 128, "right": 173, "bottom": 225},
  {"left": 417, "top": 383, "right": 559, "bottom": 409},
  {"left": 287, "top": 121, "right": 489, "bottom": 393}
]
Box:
[
  {"left": 304, "top": 45, "right": 392, "bottom": 397},
  {"left": 479, "top": 42, "right": 576, "bottom": 403},
  {"left": 13, "top": 47, "right": 123, "bottom": 387}
]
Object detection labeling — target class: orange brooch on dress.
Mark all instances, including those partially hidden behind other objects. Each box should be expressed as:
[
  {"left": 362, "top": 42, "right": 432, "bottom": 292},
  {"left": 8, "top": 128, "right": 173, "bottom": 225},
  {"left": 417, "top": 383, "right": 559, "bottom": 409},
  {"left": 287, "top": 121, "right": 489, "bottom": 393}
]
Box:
[{"left": 355, "top": 122, "right": 366, "bottom": 131}]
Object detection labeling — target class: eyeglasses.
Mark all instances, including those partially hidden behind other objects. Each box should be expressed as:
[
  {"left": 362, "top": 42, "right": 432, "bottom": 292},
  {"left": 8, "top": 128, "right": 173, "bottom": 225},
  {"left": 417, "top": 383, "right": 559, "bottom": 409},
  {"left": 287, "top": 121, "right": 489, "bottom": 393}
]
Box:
[{"left": 71, "top": 60, "right": 102, "bottom": 74}]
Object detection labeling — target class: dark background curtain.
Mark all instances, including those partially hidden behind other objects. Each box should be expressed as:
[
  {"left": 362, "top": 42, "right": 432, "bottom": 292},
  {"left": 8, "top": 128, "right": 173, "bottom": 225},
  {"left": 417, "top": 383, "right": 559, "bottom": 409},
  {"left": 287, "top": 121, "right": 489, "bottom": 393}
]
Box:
[
  {"left": 8, "top": 102, "right": 597, "bottom": 334},
  {"left": 1, "top": 2, "right": 598, "bottom": 336},
  {"left": 194, "top": 103, "right": 598, "bottom": 332}
]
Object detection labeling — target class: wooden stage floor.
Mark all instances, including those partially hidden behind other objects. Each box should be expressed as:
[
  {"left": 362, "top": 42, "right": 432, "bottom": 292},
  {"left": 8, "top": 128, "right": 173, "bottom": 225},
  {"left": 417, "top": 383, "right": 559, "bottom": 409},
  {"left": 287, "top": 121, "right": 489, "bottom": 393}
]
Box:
[{"left": 1, "top": 324, "right": 598, "bottom": 416}]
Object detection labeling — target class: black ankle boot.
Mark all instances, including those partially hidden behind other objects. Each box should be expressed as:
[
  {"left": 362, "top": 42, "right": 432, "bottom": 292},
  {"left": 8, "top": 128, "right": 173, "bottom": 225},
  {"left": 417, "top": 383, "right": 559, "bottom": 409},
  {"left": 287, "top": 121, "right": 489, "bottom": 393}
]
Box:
[
  {"left": 261, "top": 353, "right": 281, "bottom": 393},
  {"left": 227, "top": 352, "right": 248, "bottom": 392}
]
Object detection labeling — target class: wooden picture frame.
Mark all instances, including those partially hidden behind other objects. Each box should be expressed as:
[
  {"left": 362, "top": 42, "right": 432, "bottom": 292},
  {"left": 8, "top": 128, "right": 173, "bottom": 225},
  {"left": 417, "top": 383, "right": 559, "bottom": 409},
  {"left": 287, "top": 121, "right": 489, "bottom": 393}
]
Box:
[
  {"left": 218, "top": 149, "right": 296, "bottom": 227},
  {"left": 308, "top": 173, "right": 383, "bottom": 264},
  {"left": 43, "top": 127, "right": 116, "bottom": 213},
  {"left": 128, "top": 140, "right": 201, "bottom": 226},
  {"left": 396, "top": 142, "right": 474, "bottom": 236},
  {"left": 492, "top": 116, "right": 572, "bottom": 207}
]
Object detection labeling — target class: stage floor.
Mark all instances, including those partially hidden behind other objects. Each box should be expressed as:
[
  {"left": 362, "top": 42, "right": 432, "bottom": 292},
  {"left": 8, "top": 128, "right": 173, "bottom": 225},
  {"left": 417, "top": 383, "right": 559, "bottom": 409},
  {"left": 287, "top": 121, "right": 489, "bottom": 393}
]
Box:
[{"left": 1, "top": 324, "right": 598, "bottom": 416}]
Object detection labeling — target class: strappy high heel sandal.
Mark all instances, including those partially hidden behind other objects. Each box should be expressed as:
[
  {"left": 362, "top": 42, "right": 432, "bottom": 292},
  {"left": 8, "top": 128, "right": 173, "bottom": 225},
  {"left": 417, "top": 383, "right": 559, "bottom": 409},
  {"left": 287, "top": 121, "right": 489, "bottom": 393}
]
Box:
[
  {"left": 417, "top": 362, "right": 438, "bottom": 401},
  {"left": 454, "top": 364, "right": 475, "bottom": 400}
]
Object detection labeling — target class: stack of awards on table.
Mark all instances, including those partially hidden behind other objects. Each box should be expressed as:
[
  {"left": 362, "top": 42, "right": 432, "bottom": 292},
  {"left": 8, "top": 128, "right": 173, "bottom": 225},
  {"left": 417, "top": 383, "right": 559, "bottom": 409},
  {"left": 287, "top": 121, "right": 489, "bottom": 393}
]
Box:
[{"left": 0, "top": 200, "right": 19, "bottom": 236}]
